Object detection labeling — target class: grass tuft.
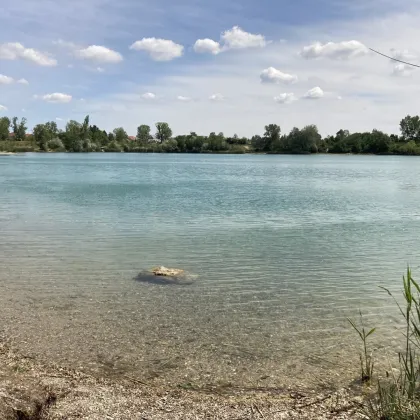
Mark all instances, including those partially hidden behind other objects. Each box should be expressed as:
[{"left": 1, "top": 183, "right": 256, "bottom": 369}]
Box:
[
  {"left": 347, "top": 311, "right": 376, "bottom": 383},
  {"left": 353, "top": 267, "right": 420, "bottom": 419}
]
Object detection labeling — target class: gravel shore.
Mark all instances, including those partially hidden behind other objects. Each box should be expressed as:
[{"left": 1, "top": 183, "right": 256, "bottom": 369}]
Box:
[{"left": 0, "top": 341, "right": 365, "bottom": 419}]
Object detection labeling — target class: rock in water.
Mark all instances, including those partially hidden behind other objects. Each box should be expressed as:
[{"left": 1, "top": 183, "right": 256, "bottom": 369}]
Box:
[
  {"left": 152, "top": 266, "right": 184, "bottom": 277},
  {"left": 134, "top": 267, "right": 196, "bottom": 285}
]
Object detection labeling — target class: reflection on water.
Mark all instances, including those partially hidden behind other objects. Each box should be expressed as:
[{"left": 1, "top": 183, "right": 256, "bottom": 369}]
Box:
[{"left": 0, "top": 153, "right": 417, "bottom": 389}]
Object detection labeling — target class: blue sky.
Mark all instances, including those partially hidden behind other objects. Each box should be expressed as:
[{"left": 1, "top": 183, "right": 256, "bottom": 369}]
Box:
[{"left": 1, "top": 0, "right": 419, "bottom": 136}]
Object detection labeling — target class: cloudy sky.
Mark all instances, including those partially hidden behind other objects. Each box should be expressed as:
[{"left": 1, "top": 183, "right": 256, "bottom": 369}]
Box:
[{"left": 0, "top": 0, "right": 419, "bottom": 136}]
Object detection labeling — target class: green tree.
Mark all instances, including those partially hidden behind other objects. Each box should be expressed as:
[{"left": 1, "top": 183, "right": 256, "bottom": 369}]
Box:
[
  {"left": 81, "top": 115, "right": 89, "bottom": 136},
  {"left": 398, "top": 140, "right": 420, "bottom": 155},
  {"left": 17, "top": 117, "right": 27, "bottom": 141},
  {"left": 136, "top": 125, "right": 151, "bottom": 143},
  {"left": 0, "top": 117, "right": 10, "bottom": 141},
  {"left": 174, "top": 135, "right": 186, "bottom": 152},
  {"left": 335, "top": 129, "right": 350, "bottom": 142},
  {"left": 33, "top": 124, "right": 48, "bottom": 151},
  {"left": 400, "top": 115, "right": 420, "bottom": 142},
  {"left": 44, "top": 121, "right": 58, "bottom": 138},
  {"left": 366, "top": 129, "right": 391, "bottom": 154},
  {"left": 329, "top": 132, "right": 368, "bottom": 154},
  {"left": 162, "top": 139, "right": 178, "bottom": 152},
  {"left": 62, "top": 120, "right": 83, "bottom": 152},
  {"left": 113, "top": 127, "right": 128, "bottom": 144},
  {"left": 155, "top": 122, "right": 172, "bottom": 143},
  {"left": 105, "top": 141, "right": 122, "bottom": 152},
  {"left": 193, "top": 136, "right": 204, "bottom": 152},
  {"left": 80, "top": 115, "right": 91, "bottom": 151},
  {"left": 12, "top": 117, "right": 18, "bottom": 138},
  {"left": 226, "top": 134, "right": 247, "bottom": 145},
  {"left": 346, "top": 133, "right": 363, "bottom": 154},
  {"left": 101, "top": 130, "right": 109, "bottom": 145},
  {"left": 283, "top": 125, "right": 321, "bottom": 153},
  {"left": 301, "top": 125, "right": 322, "bottom": 153},
  {"left": 12, "top": 117, "right": 27, "bottom": 141},
  {"left": 184, "top": 132, "right": 204, "bottom": 152},
  {"left": 47, "top": 138, "right": 65, "bottom": 151},
  {"left": 207, "top": 132, "right": 227, "bottom": 151},
  {"left": 33, "top": 120, "right": 60, "bottom": 150},
  {"left": 271, "top": 135, "right": 287, "bottom": 152},
  {"left": 90, "top": 125, "right": 108, "bottom": 147},
  {"left": 264, "top": 124, "right": 281, "bottom": 151},
  {"left": 251, "top": 135, "right": 264, "bottom": 151}
]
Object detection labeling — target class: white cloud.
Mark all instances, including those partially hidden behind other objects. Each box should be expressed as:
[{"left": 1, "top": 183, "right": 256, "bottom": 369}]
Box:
[
  {"left": 274, "top": 93, "right": 296, "bottom": 104},
  {"left": 337, "top": 96, "right": 343, "bottom": 100},
  {"left": 194, "top": 26, "right": 266, "bottom": 55},
  {"left": 260, "top": 67, "right": 298, "bottom": 84},
  {"left": 300, "top": 40, "right": 369, "bottom": 60},
  {"left": 76, "top": 45, "right": 123, "bottom": 63},
  {"left": 392, "top": 63, "right": 415, "bottom": 76},
  {"left": 53, "top": 39, "right": 78, "bottom": 49},
  {"left": 0, "top": 75, "right": 29, "bottom": 85},
  {"left": 23, "top": 6, "right": 420, "bottom": 139},
  {"left": 387, "top": 50, "right": 418, "bottom": 76},
  {"left": 55, "top": 117, "right": 63, "bottom": 121},
  {"left": 0, "top": 74, "right": 14, "bottom": 85},
  {"left": 141, "top": 92, "right": 156, "bottom": 99},
  {"left": 96, "top": 67, "right": 105, "bottom": 73},
  {"left": 390, "top": 48, "right": 416, "bottom": 62},
  {"left": 177, "top": 96, "right": 192, "bottom": 102},
  {"left": 209, "top": 93, "right": 224, "bottom": 101},
  {"left": 0, "top": 105, "right": 7, "bottom": 111},
  {"left": 221, "top": 26, "right": 266, "bottom": 50},
  {"left": 42, "top": 93, "right": 72, "bottom": 103},
  {"left": 193, "top": 39, "right": 221, "bottom": 55},
  {"left": 0, "top": 42, "right": 57, "bottom": 66},
  {"left": 303, "top": 87, "right": 324, "bottom": 99},
  {"left": 130, "top": 38, "right": 184, "bottom": 61}
]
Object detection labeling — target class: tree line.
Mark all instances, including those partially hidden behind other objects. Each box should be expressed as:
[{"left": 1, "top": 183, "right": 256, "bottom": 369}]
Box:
[{"left": 1, "top": 114, "right": 420, "bottom": 155}]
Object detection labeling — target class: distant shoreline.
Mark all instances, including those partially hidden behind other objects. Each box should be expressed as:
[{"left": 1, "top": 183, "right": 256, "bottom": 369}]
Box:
[
  {"left": 2, "top": 150, "right": 420, "bottom": 157},
  {"left": 2, "top": 114, "right": 420, "bottom": 155}
]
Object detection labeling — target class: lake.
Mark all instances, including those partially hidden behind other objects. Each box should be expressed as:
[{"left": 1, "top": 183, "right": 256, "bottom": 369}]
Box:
[{"left": 0, "top": 153, "right": 418, "bottom": 389}]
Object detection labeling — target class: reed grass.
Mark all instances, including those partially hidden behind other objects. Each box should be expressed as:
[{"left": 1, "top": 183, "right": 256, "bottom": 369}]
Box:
[
  {"left": 352, "top": 267, "right": 420, "bottom": 419},
  {"left": 347, "top": 311, "right": 376, "bottom": 383}
]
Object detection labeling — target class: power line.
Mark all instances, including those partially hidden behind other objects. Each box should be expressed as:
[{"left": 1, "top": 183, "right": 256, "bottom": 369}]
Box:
[{"left": 369, "top": 48, "right": 420, "bottom": 69}]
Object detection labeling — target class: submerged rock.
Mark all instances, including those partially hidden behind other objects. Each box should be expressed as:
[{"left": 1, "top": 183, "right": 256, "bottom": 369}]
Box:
[
  {"left": 134, "top": 267, "right": 197, "bottom": 285},
  {"left": 151, "top": 266, "right": 184, "bottom": 277}
]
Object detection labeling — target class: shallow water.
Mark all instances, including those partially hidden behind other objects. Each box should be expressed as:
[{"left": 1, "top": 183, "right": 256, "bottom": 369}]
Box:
[{"left": 0, "top": 153, "right": 418, "bottom": 389}]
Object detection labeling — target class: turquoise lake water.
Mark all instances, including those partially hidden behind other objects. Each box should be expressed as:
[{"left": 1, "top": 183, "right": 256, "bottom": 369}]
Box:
[{"left": 0, "top": 153, "right": 419, "bottom": 389}]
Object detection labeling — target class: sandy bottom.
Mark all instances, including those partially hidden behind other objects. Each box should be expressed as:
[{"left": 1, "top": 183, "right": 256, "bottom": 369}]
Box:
[{"left": 0, "top": 262, "right": 403, "bottom": 397}]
